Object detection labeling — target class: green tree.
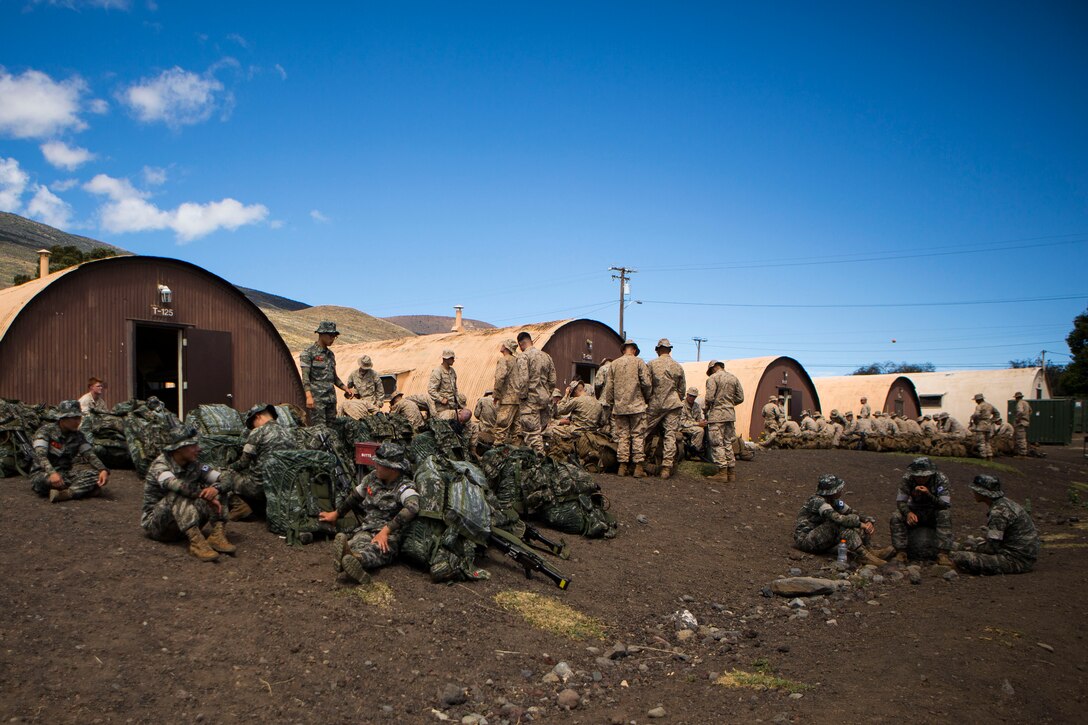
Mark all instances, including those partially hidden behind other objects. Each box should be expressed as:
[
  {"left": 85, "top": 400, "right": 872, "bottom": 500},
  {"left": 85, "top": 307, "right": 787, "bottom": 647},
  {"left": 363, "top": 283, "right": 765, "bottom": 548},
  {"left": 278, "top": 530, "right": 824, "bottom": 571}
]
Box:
[
  {"left": 1009, "top": 356, "right": 1067, "bottom": 396},
  {"left": 11, "top": 244, "right": 118, "bottom": 285},
  {"left": 1059, "top": 309, "right": 1088, "bottom": 396},
  {"left": 852, "top": 361, "right": 936, "bottom": 375}
]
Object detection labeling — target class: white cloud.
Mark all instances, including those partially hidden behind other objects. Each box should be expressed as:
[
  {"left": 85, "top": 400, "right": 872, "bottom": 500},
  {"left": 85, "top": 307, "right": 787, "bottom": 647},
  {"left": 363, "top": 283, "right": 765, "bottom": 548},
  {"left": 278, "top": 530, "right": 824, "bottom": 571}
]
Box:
[
  {"left": 26, "top": 184, "right": 73, "bottom": 228},
  {"left": 0, "top": 68, "right": 88, "bottom": 139},
  {"left": 310, "top": 209, "right": 329, "bottom": 223},
  {"left": 119, "top": 66, "right": 226, "bottom": 128},
  {"left": 269, "top": 219, "right": 284, "bottom": 229},
  {"left": 88, "top": 98, "right": 109, "bottom": 114},
  {"left": 30, "top": 0, "right": 132, "bottom": 9},
  {"left": 40, "top": 140, "right": 96, "bottom": 170},
  {"left": 226, "top": 33, "right": 249, "bottom": 49},
  {"left": 274, "top": 64, "right": 287, "bottom": 80},
  {"left": 84, "top": 172, "right": 268, "bottom": 242},
  {"left": 51, "top": 178, "right": 79, "bottom": 191},
  {"left": 142, "top": 165, "right": 167, "bottom": 185},
  {"left": 0, "top": 157, "right": 29, "bottom": 211}
]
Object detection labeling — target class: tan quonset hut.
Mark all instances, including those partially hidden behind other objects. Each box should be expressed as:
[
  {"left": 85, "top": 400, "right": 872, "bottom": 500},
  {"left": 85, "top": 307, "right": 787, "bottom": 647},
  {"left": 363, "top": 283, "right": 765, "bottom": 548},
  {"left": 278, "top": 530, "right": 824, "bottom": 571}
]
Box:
[
  {"left": 813, "top": 374, "right": 921, "bottom": 420},
  {"left": 0, "top": 255, "right": 304, "bottom": 415},
  {"left": 327, "top": 318, "right": 623, "bottom": 411},
  {"left": 903, "top": 368, "right": 1049, "bottom": 424},
  {"left": 679, "top": 356, "right": 820, "bottom": 440}
]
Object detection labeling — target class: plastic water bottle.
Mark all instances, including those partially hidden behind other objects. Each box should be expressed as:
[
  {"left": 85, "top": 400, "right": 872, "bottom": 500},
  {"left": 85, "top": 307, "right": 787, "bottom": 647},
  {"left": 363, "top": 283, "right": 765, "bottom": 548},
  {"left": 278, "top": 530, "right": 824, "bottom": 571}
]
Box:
[{"left": 836, "top": 538, "right": 848, "bottom": 564}]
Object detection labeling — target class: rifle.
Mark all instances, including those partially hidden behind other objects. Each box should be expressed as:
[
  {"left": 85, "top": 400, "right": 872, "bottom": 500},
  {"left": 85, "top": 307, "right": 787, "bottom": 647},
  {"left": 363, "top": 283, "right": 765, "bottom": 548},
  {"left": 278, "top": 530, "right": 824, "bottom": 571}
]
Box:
[
  {"left": 522, "top": 523, "right": 570, "bottom": 560},
  {"left": 316, "top": 431, "right": 361, "bottom": 528},
  {"left": 489, "top": 526, "right": 571, "bottom": 590},
  {"left": 3, "top": 429, "right": 35, "bottom": 476}
]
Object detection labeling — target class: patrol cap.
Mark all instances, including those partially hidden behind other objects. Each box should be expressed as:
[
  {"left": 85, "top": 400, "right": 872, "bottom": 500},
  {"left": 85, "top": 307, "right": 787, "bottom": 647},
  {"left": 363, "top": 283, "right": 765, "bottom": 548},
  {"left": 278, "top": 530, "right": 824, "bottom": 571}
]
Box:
[
  {"left": 655, "top": 338, "right": 672, "bottom": 350},
  {"left": 501, "top": 339, "right": 518, "bottom": 353},
  {"left": 687, "top": 386, "right": 699, "bottom": 397},
  {"left": 973, "top": 393, "right": 984, "bottom": 402},
  {"left": 441, "top": 348, "right": 455, "bottom": 360},
  {"left": 816, "top": 473, "right": 845, "bottom": 496},
  {"left": 1014, "top": 391, "right": 1024, "bottom": 399},
  {"left": 706, "top": 360, "right": 722, "bottom": 375},
  {"left": 969, "top": 474, "right": 1004, "bottom": 499},
  {"left": 357, "top": 355, "right": 373, "bottom": 369},
  {"left": 623, "top": 339, "right": 641, "bottom": 355},
  {"left": 372, "top": 442, "right": 410, "bottom": 472},
  {"left": 907, "top": 457, "right": 935, "bottom": 477},
  {"left": 244, "top": 403, "right": 278, "bottom": 429},
  {"left": 55, "top": 399, "right": 83, "bottom": 420},
  {"left": 164, "top": 425, "right": 200, "bottom": 452},
  {"left": 314, "top": 321, "right": 340, "bottom": 336}
]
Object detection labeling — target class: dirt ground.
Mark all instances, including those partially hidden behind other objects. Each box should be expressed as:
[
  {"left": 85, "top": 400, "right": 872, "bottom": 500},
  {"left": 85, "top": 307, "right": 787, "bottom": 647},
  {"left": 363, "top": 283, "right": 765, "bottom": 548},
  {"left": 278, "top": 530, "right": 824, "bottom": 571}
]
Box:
[{"left": 2, "top": 442, "right": 1086, "bottom": 724}]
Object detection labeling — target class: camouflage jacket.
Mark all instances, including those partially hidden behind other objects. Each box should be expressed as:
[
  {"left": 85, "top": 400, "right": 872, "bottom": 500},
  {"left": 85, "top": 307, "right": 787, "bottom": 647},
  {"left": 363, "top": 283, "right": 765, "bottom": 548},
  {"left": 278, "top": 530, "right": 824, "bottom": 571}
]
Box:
[
  {"left": 337, "top": 470, "right": 420, "bottom": 540},
  {"left": 647, "top": 354, "right": 686, "bottom": 413},
  {"left": 493, "top": 354, "right": 519, "bottom": 405},
  {"left": 995, "top": 421, "right": 1014, "bottom": 438},
  {"left": 859, "top": 404, "right": 871, "bottom": 418},
  {"left": 897, "top": 471, "right": 951, "bottom": 516},
  {"left": 556, "top": 395, "right": 606, "bottom": 433},
  {"left": 594, "top": 360, "right": 611, "bottom": 399},
  {"left": 854, "top": 417, "right": 875, "bottom": 433},
  {"left": 513, "top": 346, "right": 557, "bottom": 411},
  {"left": 920, "top": 420, "right": 939, "bottom": 435},
  {"left": 346, "top": 368, "right": 385, "bottom": 408},
  {"left": 391, "top": 397, "right": 426, "bottom": 431},
  {"left": 761, "top": 403, "right": 778, "bottom": 424},
  {"left": 142, "top": 453, "right": 223, "bottom": 526},
  {"left": 782, "top": 420, "right": 802, "bottom": 436},
  {"left": 794, "top": 495, "right": 866, "bottom": 537},
  {"left": 800, "top": 415, "right": 818, "bottom": 432},
  {"left": 681, "top": 399, "right": 705, "bottom": 428},
  {"left": 943, "top": 416, "right": 967, "bottom": 435},
  {"left": 1015, "top": 400, "right": 1032, "bottom": 427},
  {"left": 31, "top": 422, "right": 106, "bottom": 474},
  {"left": 474, "top": 396, "right": 497, "bottom": 426},
  {"left": 300, "top": 343, "right": 343, "bottom": 396},
  {"left": 979, "top": 497, "right": 1039, "bottom": 563},
  {"left": 235, "top": 420, "right": 296, "bottom": 475},
  {"left": 705, "top": 369, "right": 744, "bottom": 423},
  {"left": 604, "top": 355, "right": 652, "bottom": 416},
  {"left": 903, "top": 419, "right": 923, "bottom": 435},
  {"left": 78, "top": 392, "right": 108, "bottom": 414},
  {"left": 428, "top": 365, "right": 458, "bottom": 411},
  {"left": 970, "top": 402, "right": 998, "bottom": 432}
]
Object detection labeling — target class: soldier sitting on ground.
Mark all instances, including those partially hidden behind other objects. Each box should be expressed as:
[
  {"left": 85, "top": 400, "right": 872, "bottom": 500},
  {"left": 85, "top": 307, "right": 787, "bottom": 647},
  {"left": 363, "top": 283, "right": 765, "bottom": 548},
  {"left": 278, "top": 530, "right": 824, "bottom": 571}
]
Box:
[
  {"left": 30, "top": 399, "right": 110, "bottom": 503},
  {"left": 323, "top": 442, "right": 419, "bottom": 585},
  {"left": 889, "top": 457, "right": 954, "bottom": 565},
  {"left": 226, "top": 403, "right": 296, "bottom": 519},
  {"left": 793, "top": 474, "right": 890, "bottom": 566},
  {"left": 78, "top": 377, "right": 108, "bottom": 414},
  {"left": 141, "top": 426, "right": 235, "bottom": 562},
  {"left": 679, "top": 386, "right": 708, "bottom": 458},
  {"left": 951, "top": 475, "right": 1039, "bottom": 575}
]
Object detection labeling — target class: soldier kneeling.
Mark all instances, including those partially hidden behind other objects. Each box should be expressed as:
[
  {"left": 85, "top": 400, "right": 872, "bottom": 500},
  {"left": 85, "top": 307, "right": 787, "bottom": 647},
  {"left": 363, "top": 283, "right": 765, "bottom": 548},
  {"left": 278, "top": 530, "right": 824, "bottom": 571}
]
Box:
[
  {"left": 30, "top": 399, "right": 110, "bottom": 502},
  {"left": 951, "top": 475, "right": 1039, "bottom": 575},
  {"left": 141, "top": 426, "right": 236, "bottom": 561},
  {"left": 794, "top": 474, "right": 891, "bottom": 566}
]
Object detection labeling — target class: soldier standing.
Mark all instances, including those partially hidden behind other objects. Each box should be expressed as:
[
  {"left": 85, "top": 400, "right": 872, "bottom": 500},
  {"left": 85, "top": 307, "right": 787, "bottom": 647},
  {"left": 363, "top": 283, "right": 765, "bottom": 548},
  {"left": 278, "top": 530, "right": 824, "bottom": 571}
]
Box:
[
  {"left": 30, "top": 399, "right": 109, "bottom": 502},
  {"left": 513, "top": 332, "right": 556, "bottom": 455},
  {"left": 141, "top": 426, "right": 235, "bottom": 561},
  {"left": 604, "top": 340, "right": 652, "bottom": 477},
  {"left": 78, "top": 377, "right": 108, "bottom": 414},
  {"left": 428, "top": 349, "right": 459, "bottom": 417},
  {"left": 492, "top": 339, "right": 520, "bottom": 445},
  {"left": 761, "top": 395, "right": 780, "bottom": 437},
  {"left": 1013, "top": 392, "right": 1032, "bottom": 456},
  {"left": 344, "top": 355, "right": 385, "bottom": 417},
  {"left": 858, "top": 397, "right": 871, "bottom": 419},
  {"left": 951, "top": 475, "right": 1039, "bottom": 575},
  {"left": 645, "top": 338, "right": 686, "bottom": 479},
  {"left": 474, "top": 390, "right": 497, "bottom": 443},
  {"left": 969, "top": 393, "right": 998, "bottom": 460},
  {"left": 889, "top": 457, "right": 954, "bottom": 565},
  {"left": 300, "top": 321, "right": 347, "bottom": 426},
  {"left": 793, "top": 474, "right": 889, "bottom": 566},
  {"left": 594, "top": 358, "right": 612, "bottom": 400},
  {"left": 680, "top": 387, "right": 708, "bottom": 455},
  {"left": 226, "top": 403, "right": 296, "bottom": 518},
  {"left": 704, "top": 360, "right": 744, "bottom": 482}
]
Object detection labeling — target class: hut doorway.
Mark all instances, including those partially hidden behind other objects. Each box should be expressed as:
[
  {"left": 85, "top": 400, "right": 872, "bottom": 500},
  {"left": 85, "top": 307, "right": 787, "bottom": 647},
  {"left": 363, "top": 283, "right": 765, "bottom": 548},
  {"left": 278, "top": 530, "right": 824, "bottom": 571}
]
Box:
[
  {"left": 134, "top": 324, "right": 182, "bottom": 413},
  {"left": 574, "top": 363, "right": 598, "bottom": 388},
  {"left": 778, "top": 387, "right": 801, "bottom": 421}
]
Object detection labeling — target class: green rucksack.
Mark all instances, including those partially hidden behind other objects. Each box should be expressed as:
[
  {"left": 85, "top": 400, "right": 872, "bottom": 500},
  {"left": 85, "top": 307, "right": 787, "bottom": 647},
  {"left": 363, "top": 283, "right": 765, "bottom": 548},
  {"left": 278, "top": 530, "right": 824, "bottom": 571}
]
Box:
[
  {"left": 0, "top": 399, "right": 42, "bottom": 477},
  {"left": 123, "top": 398, "right": 181, "bottom": 476},
  {"left": 262, "top": 448, "right": 355, "bottom": 545},
  {"left": 80, "top": 409, "right": 131, "bottom": 469}
]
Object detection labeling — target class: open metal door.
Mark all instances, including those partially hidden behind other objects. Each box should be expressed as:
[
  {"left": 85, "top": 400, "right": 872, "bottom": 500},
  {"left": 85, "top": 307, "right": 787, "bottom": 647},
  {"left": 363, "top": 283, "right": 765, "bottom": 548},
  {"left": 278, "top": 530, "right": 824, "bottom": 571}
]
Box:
[{"left": 183, "top": 329, "right": 233, "bottom": 415}]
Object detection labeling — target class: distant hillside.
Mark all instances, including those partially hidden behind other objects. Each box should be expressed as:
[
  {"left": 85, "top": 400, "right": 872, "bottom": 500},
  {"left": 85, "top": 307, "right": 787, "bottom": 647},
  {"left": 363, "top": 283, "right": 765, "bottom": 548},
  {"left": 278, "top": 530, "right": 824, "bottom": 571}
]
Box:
[
  {"left": 238, "top": 286, "right": 311, "bottom": 312},
  {"left": 384, "top": 314, "right": 496, "bottom": 335},
  {"left": 266, "top": 305, "right": 416, "bottom": 350},
  {"left": 0, "top": 212, "right": 128, "bottom": 290}
]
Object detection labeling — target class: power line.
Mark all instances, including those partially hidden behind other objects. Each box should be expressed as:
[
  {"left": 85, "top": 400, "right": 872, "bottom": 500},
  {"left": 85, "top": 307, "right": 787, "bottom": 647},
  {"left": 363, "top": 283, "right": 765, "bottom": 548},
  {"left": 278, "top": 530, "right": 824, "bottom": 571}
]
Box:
[{"left": 640, "top": 293, "right": 1087, "bottom": 310}]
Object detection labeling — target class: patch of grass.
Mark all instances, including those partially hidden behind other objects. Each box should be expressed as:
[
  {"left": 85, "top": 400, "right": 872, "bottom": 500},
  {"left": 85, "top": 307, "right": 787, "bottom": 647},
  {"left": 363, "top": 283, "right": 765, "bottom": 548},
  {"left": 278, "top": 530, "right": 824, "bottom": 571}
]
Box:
[
  {"left": 678, "top": 460, "right": 719, "bottom": 478},
  {"left": 884, "top": 452, "right": 1020, "bottom": 474},
  {"left": 493, "top": 590, "right": 607, "bottom": 641},
  {"left": 1044, "top": 542, "right": 1088, "bottom": 550},
  {"left": 1041, "top": 533, "right": 1078, "bottom": 542},
  {"left": 716, "top": 669, "right": 809, "bottom": 694},
  {"left": 340, "top": 581, "right": 395, "bottom": 607}
]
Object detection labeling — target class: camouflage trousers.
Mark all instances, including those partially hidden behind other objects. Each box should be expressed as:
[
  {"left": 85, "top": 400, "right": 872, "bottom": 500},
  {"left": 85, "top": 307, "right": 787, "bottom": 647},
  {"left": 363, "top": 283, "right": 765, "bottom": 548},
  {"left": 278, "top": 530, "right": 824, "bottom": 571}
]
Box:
[
  {"left": 227, "top": 470, "right": 265, "bottom": 505},
  {"left": 493, "top": 404, "right": 519, "bottom": 445},
  {"left": 681, "top": 424, "right": 705, "bottom": 451},
  {"left": 1015, "top": 425, "right": 1029, "bottom": 456},
  {"left": 30, "top": 466, "right": 100, "bottom": 499},
  {"left": 794, "top": 522, "right": 868, "bottom": 554},
  {"left": 143, "top": 491, "right": 228, "bottom": 541},
  {"left": 309, "top": 394, "right": 337, "bottom": 426},
  {"left": 346, "top": 530, "right": 400, "bottom": 570},
  {"left": 890, "top": 509, "right": 952, "bottom": 553},
  {"left": 950, "top": 550, "right": 1034, "bottom": 575},
  {"left": 974, "top": 430, "right": 993, "bottom": 458},
  {"left": 518, "top": 405, "right": 546, "bottom": 455},
  {"left": 612, "top": 413, "right": 647, "bottom": 464},
  {"left": 708, "top": 421, "right": 736, "bottom": 469},
  {"left": 644, "top": 408, "right": 681, "bottom": 468}
]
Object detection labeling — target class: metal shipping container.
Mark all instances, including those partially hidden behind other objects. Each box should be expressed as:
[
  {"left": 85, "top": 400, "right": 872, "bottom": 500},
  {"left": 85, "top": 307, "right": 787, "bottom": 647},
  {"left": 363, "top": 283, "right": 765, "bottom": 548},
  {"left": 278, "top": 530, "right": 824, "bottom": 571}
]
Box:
[{"left": 1008, "top": 398, "right": 1074, "bottom": 445}]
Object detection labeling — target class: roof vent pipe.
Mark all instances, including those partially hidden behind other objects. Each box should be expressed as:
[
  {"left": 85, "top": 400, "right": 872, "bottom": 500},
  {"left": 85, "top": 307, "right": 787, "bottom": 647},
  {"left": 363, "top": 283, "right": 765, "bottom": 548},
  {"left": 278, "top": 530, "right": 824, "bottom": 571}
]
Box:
[
  {"left": 452, "top": 305, "right": 464, "bottom": 333},
  {"left": 37, "top": 249, "right": 51, "bottom": 279}
]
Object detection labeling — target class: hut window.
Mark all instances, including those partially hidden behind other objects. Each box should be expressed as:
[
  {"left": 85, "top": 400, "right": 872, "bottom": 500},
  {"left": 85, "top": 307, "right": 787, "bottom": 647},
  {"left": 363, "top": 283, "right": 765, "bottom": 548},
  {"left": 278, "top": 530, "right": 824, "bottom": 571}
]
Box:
[{"left": 919, "top": 394, "right": 943, "bottom": 408}]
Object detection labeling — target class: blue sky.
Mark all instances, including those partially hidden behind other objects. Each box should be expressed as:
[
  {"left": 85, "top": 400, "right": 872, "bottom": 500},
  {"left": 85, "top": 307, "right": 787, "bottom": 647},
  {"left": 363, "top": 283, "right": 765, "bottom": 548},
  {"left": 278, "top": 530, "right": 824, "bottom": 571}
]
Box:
[{"left": 1, "top": 0, "right": 1085, "bottom": 372}]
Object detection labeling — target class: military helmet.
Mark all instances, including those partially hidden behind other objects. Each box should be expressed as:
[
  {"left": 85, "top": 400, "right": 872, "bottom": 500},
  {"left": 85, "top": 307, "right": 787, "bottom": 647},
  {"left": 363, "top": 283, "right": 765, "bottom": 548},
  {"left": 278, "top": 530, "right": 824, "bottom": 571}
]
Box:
[
  {"left": 969, "top": 474, "right": 1004, "bottom": 499},
  {"left": 358, "top": 355, "right": 373, "bottom": 369},
  {"left": 817, "top": 474, "right": 845, "bottom": 496},
  {"left": 314, "top": 320, "right": 340, "bottom": 336},
  {"left": 907, "top": 457, "right": 936, "bottom": 477},
  {"left": 55, "top": 399, "right": 83, "bottom": 420},
  {"left": 164, "top": 425, "right": 200, "bottom": 452},
  {"left": 372, "top": 442, "right": 410, "bottom": 472},
  {"left": 244, "top": 403, "right": 277, "bottom": 429},
  {"left": 686, "top": 386, "right": 699, "bottom": 397}
]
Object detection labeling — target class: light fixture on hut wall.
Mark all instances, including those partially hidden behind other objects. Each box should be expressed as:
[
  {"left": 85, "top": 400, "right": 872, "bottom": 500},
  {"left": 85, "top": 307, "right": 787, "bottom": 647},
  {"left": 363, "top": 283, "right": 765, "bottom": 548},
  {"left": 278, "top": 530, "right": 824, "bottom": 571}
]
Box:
[{"left": 158, "top": 284, "right": 172, "bottom": 305}]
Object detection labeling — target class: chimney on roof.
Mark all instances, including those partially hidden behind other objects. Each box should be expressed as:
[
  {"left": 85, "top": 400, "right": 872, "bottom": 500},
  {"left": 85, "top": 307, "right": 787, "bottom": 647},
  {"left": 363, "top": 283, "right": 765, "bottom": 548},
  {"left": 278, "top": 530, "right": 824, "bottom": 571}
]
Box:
[
  {"left": 451, "top": 305, "right": 464, "bottom": 333},
  {"left": 37, "top": 249, "right": 51, "bottom": 279}
]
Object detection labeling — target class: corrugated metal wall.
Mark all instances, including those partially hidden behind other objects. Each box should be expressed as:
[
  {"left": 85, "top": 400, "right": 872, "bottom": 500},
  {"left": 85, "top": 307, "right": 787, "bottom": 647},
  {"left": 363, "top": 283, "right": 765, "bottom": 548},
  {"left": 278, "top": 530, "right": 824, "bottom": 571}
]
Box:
[
  {"left": 541, "top": 319, "right": 624, "bottom": 391},
  {"left": 883, "top": 377, "right": 921, "bottom": 419},
  {"left": 0, "top": 256, "right": 303, "bottom": 414}
]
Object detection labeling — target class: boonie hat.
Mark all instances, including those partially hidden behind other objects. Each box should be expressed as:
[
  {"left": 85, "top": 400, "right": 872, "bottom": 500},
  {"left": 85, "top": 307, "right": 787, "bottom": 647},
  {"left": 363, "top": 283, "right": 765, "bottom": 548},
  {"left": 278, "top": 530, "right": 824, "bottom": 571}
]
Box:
[
  {"left": 1014, "top": 391, "right": 1024, "bottom": 399},
  {"left": 907, "top": 457, "right": 935, "bottom": 477},
  {"left": 164, "top": 425, "right": 200, "bottom": 452},
  {"left": 315, "top": 321, "right": 340, "bottom": 336},
  {"left": 816, "top": 474, "right": 845, "bottom": 496},
  {"left": 623, "top": 339, "right": 641, "bottom": 354},
  {"left": 372, "top": 442, "right": 410, "bottom": 472},
  {"left": 358, "top": 355, "right": 373, "bottom": 369},
  {"left": 969, "top": 474, "right": 1004, "bottom": 499},
  {"left": 55, "top": 399, "right": 83, "bottom": 420},
  {"left": 973, "top": 393, "right": 984, "bottom": 402},
  {"left": 244, "top": 403, "right": 278, "bottom": 429},
  {"left": 655, "top": 338, "right": 673, "bottom": 350}
]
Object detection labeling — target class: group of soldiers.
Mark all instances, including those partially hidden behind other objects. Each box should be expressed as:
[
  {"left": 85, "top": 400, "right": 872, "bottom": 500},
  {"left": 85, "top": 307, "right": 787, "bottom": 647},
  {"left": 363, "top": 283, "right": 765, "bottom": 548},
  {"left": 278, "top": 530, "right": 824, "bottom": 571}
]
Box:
[
  {"left": 761, "top": 392, "right": 1033, "bottom": 459},
  {"left": 793, "top": 457, "right": 1039, "bottom": 576}
]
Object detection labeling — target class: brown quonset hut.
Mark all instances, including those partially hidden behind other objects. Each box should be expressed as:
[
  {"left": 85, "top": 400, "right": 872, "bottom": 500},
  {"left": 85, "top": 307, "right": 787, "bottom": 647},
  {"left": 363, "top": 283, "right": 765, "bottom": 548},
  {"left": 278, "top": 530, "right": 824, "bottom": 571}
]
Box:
[
  {"left": 813, "top": 374, "right": 921, "bottom": 420},
  {"left": 329, "top": 318, "right": 623, "bottom": 410},
  {"left": 0, "top": 255, "right": 304, "bottom": 415},
  {"left": 680, "top": 356, "right": 821, "bottom": 440}
]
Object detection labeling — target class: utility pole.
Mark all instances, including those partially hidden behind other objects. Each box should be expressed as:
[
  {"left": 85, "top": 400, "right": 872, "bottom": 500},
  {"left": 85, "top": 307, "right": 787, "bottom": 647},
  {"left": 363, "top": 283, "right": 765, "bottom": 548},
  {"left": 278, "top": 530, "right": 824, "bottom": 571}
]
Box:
[
  {"left": 610, "top": 266, "right": 636, "bottom": 339},
  {"left": 692, "top": 337, "right": 707, "bottom": 361}
]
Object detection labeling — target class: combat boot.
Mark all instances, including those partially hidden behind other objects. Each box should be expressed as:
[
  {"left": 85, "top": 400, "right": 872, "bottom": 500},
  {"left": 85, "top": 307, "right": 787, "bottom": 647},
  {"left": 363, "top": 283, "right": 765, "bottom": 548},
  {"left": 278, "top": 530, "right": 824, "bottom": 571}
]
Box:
[
  {"left": 857, "top": 547, "right": 887, "bottom": 567},
  {"left": 726, "top": 468, "right": 736, "bottom": 483},
  {"left": 185, "top": 526, "right": 219, "bottom": 562},
  {"left": 660, "top": 466, "right": 672, "bottom": 480},
  {"left": 872, "top": 545, "right": 896, "bottom": 560},
  {"left": 49, "top": 488, "right": 73, "bottom": 503},
  {"left": 706, "top": 468, "right": 730, "bottom": 482},
  {"left": 617, "top": 463, "right": 630, "bottom": 477},
  {"left": 206, "top": 522, "right": 237, "bottom": 555},
  {"left": 633, "top": 463, "right": 647, "bottom": 479},
  {"left": 228, "top": 494, "right": 253, "bottom": 521},
  {"left": 936, "top": 552, "right": 954, "bottom": 567},
  {"left": 895, "top": 551, "right": 908, "bottom": 564},
  {"left": 332, "top": 532, "right": 349, "bottom": 573},
  {"left": 341, "top": 554, "right": 371, "bottom": 585}
]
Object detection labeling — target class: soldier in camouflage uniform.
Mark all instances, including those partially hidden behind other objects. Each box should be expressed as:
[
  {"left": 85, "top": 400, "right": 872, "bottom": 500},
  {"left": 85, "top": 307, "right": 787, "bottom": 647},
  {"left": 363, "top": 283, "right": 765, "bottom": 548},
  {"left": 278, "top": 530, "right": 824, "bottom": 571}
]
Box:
[
  {"left": 761, "top": 395, "right": 781, "bottom": 437},
  {"left": 141, "top": 426, "right": 235, "bottom": 562},
  {"left": 389, "top": 390, "right": 425, "bottom": 431},
  {"left": 324, "top": 442, "right": 419, "bottom": 585},
  {"left": 474, "top": 391, "right": 497, "bottom": 444},
  {"left": 343, "top": 355, "right": 385, "bottom": 418},
  {"left": 889, "top": 457, "right": 954, "bottom": 565},
  {"left": 940, "top": 412, "right": 968, "bottom": 440},
  {"left": 794, "top": 474, "right": 889, "bottom": 566},
  {"left": 492, "top": 339, "right": 521, "bottom": 445},
  {"left": 546, "top": 380, "right": 606, "bottom": 442},
  {"left": 680, "top": 387, "right": 707, "bottom": 455},
  {"left": 951, "top": 475, "right": 1039, "bottom": 575},
  {"left": 1013, "top": 392, "right": 1031, "bottom": 456},
  {"left": 428, "top": 349, "right": 459, "bottom": 417},
  {"left": 226, "top": 403, "right": 297, "bottom": 518},
  {"left": 644, "top": 338, "right": 687, "bottom": 479},
  {"left": 969, "top": 393, "right": 999, "bottom": 460},
  {"left": 300, "top": 321, "right": 347, "bottom": 426},
  {"left": 30, "top": 400, "right": 110, "bottom": 502},
  {"left": 513, "top": 332, "right": 557, "bottom": 455},
  {"left": 858, "top": 397, "right": 871, "bottom": 419},
  {"left": 705, "top": 360, "right": 744, "bottom": 481},
  {"left": 604, "top": 340, "right": 652, "bottom": 477}
]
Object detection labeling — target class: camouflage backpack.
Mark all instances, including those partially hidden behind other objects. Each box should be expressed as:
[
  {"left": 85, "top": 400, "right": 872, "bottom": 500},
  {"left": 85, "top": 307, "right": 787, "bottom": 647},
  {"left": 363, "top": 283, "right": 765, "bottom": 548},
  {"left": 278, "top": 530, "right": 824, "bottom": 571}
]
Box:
[
  {"left": 80, "top": 408, "right": 131, "bottom": 469},
  {"left": 123, "top": 397, "right": 181, "bottom": 476},
  {"left": 0, "top": 399, "right": 43, "bottom": 477},
  {"left": 262, "top": 448, "right": 354, "bottom": 545}
]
